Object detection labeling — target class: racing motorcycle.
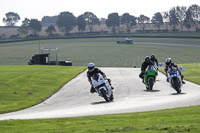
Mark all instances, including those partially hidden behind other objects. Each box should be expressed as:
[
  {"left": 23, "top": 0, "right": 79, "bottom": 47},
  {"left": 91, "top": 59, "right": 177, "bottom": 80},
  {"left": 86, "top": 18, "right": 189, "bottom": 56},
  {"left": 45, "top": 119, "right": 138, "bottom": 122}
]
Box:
[
  {"left": 91, "top": 74, "right": 114, "bottom": 102},
  {"left": 144, "top": 65, "right": 158, "bottom": 90},
  {"left": 167, "top": 67, "right": 182, "bottom": 93}
]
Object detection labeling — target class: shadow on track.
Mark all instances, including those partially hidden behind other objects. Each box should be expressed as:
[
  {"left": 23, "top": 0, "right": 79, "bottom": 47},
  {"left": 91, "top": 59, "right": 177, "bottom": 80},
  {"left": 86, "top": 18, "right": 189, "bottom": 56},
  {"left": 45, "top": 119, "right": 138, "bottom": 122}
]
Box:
[
  {"left": 91, "top": 100, "right": 113, "bottom": 105},
  {"left": 170, "top": 93, "right": 186, "bottom": 95},
  {"left": 143, "top": 90, "right": 160, "bottom": 92}
]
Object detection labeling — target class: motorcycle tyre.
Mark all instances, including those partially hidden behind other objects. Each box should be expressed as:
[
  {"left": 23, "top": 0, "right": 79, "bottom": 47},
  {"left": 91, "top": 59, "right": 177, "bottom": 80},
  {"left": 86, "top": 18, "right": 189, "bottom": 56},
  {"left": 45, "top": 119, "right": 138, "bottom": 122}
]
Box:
[
  {"left": 110, "top": 93, "right": 114, "bottom": 101},
  {"left": 100, "top": 89, "right": 109, "bottom": 102},
  {"left": 173, "top": 78, "right": 181, "bottom": 94},
  {"left": 148, "top": 78, "right": 154, "bottom": 90}
]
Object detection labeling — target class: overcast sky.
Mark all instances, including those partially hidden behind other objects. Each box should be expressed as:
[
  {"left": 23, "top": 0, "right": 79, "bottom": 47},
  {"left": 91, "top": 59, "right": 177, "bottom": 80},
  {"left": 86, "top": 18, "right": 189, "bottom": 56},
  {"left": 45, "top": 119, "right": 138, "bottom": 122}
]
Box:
[{"left": 0, "top": 0, "right": 199, "bottom": 26}]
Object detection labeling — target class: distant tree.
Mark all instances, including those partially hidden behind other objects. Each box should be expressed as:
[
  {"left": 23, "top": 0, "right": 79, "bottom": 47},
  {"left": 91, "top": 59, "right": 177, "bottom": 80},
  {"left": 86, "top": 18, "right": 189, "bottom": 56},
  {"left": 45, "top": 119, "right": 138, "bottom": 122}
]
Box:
[
  {"left": 106, "top": 13, "right": 120, "bottom": 34},
  {"left": 45, "top": 25, "right": 56, "bottom": 35},
  {"left": 83, "top": 12, "right": 100, "bottom": 32},
  {"left": 121, "top": 13, "right": 137, "bottom": 33},
  {"left": 163, "top": 11, "right": 170, "bottom": 31},
  {"left": 151, "top": 12, "right": 163, "bottom": 30},
  {"left": 17, "top": 18, "right": 30, "bottom": 36},
  {"left": 183, "top": 9, "right": 194, "bottom": 31},
  {"left": 3, "top": 12, "right": 20, "bottom": 27},
  {"left": 175, "top": 6, "right": 187, "bottom": 31},
  {"left": 41, "top": 16, "right": 58, "bottom": 26},
  {"left": 189, "top": 4, "right": 200, "bottom": 30},
  {"left": 77, "top": 14, "right": 86, "bottom": 32},
  {"left": 100, "top": 18, "right": 106, "bottom": 24},
  {"left": 29, "top": 19, "right": 42, "bottom": 35},
  {"left": 56, "top": 11, "right": 76, "bottom": 35},
  {"left": 138, "top": 15, "right": 150, "bottom": 31},
  {"left": 169, "top": 7, "right": 179, "bottom": 32}
]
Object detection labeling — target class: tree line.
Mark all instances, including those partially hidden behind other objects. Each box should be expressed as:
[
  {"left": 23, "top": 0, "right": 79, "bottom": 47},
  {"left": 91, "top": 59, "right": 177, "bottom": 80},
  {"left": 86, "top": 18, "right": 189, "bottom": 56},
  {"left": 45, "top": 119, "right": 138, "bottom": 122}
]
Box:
[{"left": 1, "top": 4, "right": 200, "bottom": 37}]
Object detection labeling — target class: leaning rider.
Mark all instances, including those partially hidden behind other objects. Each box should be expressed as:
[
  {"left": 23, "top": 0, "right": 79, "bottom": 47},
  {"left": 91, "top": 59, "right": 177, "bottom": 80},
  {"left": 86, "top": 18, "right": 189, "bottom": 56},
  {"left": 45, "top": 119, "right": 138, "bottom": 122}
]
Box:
[
  {"left": 165, "top": 58, "right": 185, "bottom": 84},
  {"left": 87, "top": 63, "right": 114, "bottom": 93},
  {"left": 139, "top": 56, "right": 153, "bottom": 83}
]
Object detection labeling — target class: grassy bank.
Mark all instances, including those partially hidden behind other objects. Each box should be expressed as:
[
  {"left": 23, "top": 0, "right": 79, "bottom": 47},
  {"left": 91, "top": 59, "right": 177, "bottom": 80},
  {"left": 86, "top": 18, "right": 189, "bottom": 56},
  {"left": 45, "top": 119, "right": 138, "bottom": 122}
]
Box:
[
  {"left": 1, "top": 106, "right": 200, "bottom": 133},
  {"left": 0, "top": 63, "right": 199, "bottom": 133},
  {"left": 0, "top": 65, "right": 86, "bottom": 114},
  {"left": 179, "top": 63, "right": 200, "bottom": 85}
]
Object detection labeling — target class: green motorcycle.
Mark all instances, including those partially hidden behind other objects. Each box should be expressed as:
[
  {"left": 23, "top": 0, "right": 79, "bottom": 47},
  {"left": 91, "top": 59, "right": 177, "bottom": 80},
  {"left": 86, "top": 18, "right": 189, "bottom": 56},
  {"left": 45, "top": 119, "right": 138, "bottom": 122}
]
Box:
[{"left": 144, "top": 65, "right": 158, "bottom": 90}]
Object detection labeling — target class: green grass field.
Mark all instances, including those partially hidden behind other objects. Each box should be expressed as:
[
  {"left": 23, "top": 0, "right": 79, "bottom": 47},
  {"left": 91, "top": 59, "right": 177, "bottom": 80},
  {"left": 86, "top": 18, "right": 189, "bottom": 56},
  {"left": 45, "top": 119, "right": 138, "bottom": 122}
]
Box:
[
  {"left": 0, "top": 63, "right": 199, "bottom": 133},
  {"left": 0, "top": 65, "right": 86, "bottom": 114},
  {"left": 1, "top": 106, "right": 200, "bottom": 133},
  {"left": 0, "top": 38, "right": 200, "bottom": 66}
]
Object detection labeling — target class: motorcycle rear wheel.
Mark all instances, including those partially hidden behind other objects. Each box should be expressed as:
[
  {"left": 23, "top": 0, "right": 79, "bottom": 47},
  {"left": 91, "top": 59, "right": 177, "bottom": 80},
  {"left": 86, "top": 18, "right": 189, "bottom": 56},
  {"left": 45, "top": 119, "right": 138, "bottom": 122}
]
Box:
[{"left": 110, "top": 93, "right": 114, "bottom": 101}]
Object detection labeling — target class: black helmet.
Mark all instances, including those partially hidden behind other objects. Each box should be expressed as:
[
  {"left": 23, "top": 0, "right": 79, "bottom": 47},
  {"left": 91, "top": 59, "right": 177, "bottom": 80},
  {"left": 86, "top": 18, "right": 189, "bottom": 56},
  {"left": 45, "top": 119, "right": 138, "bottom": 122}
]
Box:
[
  {"left": 151, "top": 54, "right": 155, "bottom": 59},
  {"left": 165, "top": 58, "right": 172, "bottom": 65},
  {"left": 145, "top": 56, "right": 150, "bottom": 62},
  {"left": 88, "top": 63, "right": 95, "bottom": 72}
]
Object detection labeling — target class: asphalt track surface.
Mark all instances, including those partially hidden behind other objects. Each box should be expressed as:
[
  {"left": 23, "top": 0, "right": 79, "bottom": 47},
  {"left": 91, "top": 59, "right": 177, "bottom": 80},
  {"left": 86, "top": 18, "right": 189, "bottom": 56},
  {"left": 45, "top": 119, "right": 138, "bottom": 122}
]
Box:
[{"left": 0, "top": 68, "right": 200, "bottom": 120}]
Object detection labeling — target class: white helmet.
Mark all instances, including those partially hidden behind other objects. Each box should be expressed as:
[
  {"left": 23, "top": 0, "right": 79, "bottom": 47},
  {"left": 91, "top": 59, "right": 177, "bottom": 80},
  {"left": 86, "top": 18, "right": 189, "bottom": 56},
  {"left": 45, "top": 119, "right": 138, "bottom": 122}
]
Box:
[
  {"left": 88, "top": 63, "right": 95, "bottom": 72},
  {"left": 166, "top": 58, "right": 172, "bottom": 65}
]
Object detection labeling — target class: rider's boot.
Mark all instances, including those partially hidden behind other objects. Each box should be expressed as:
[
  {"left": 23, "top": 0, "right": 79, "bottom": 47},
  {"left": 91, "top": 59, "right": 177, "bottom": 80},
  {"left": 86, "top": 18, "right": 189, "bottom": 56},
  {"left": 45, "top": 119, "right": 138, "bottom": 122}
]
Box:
[
  {"left": 181, "top": 75, "right": 185, "bottom": 84},
  {"left": 90, "top": 86, "right": 96, "bottom": 93}
]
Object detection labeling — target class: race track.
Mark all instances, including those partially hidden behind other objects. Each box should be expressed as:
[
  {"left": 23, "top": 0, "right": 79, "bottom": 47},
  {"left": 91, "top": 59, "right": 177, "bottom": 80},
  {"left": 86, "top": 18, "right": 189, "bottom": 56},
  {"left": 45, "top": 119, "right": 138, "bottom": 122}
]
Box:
[{"left": 0, "top": 68, "right": 200, "bottom": 120}]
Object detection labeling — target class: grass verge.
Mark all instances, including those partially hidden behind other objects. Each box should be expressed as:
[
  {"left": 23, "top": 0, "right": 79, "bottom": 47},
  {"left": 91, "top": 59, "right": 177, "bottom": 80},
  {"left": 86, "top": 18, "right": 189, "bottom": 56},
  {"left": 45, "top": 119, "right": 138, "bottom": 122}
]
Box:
[
  {"left": 1, "top": 106, "right": 200, "bottom": 133},
  {"left": 0, "top": 65, "right": 86, "bottom": 114},
  {"left": 0, "top": 63, "right": 199, "bottom": 132}
]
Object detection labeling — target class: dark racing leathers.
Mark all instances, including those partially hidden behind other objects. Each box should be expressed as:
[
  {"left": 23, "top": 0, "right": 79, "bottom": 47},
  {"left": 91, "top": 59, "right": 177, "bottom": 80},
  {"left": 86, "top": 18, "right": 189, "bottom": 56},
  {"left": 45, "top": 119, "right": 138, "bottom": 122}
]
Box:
[
  {"left": 87, "top": 68, "right": 113, "bottom": 93},
  {"left": 150, "top": 57, "right": 158, "bottom": 67},
  {"left": 139, "top": 61, "right": 153, "bottom": 80},
  {"left": 165, "top": 62, "right": 185, "bottom": 83}
]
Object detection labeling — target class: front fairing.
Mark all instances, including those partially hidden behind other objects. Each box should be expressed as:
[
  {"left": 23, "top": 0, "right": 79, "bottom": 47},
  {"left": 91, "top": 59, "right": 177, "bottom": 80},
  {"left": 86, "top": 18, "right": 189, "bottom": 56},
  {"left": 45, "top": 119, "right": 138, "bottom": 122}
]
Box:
[{"left": 91, "top": 74, "right": 105, "bottom": 88}]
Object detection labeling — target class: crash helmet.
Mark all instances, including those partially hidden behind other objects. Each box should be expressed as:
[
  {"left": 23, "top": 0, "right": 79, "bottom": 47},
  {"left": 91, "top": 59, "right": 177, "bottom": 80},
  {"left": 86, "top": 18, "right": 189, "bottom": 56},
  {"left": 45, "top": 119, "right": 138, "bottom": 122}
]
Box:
[
  {"left": 151, "top": 54, "right": 155, "bottom": 59},
  {"left": 88, "top": 63, "right": 95, "bottom": 72},
  {"left": 145, "top": 56, "right": 150, "bottom": 62},
  {"left": 165, "top": 58, "right": 172, "bottom": 65}
]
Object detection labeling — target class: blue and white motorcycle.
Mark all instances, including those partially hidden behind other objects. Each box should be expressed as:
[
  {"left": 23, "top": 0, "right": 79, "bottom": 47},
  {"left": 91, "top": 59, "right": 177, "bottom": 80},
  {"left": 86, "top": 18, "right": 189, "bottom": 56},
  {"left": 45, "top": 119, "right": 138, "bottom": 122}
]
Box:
[
  {"left": 167, "top": 67, "right": 182, "bottom": 93},
  {"left": 91, "top": 74, "right": 114, "bottom": 102}
]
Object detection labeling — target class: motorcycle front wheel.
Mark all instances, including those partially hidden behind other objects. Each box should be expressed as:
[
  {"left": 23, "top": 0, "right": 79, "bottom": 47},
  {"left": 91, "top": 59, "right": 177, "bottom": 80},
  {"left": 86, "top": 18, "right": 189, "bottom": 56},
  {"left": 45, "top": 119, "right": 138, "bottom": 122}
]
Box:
[
  {"left": 100, "top": 89, "right": 109, "bottom": 102},
  {"left": 172, "top": 78, "right": 181, "bottom": 93},
  {"left": 148, "top": 78, "right": 154, "bottom": 90}
]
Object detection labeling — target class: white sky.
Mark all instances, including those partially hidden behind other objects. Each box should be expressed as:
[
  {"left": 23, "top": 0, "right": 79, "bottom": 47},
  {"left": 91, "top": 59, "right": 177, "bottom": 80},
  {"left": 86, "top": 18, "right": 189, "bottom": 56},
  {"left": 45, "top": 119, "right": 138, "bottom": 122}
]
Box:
[{"left": 0, "top": 0, "right": 199, "bottom": 26}]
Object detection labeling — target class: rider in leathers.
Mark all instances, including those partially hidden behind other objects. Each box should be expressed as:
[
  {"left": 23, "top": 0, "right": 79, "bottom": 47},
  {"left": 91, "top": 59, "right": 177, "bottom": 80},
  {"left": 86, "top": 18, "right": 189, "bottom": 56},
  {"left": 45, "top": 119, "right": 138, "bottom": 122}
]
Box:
[
  {"left": 139, "top": 56, "right": 153, "bottom": 82},
  {"left": 150, "top": 54, "right": 158, "bottom": 68},
  {"left": 87, "top": 63, "right": 113, "bottom": 93},
  {"left": 165, "top": 58, "right": 185, "bottom": 84}
]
